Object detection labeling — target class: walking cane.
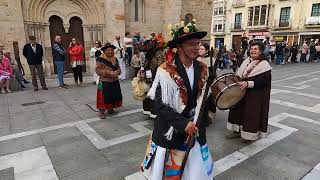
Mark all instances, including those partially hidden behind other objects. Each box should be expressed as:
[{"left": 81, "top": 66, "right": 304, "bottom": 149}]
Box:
[{"left": 179, "top": 46, "right": 222, "bottom": 178}]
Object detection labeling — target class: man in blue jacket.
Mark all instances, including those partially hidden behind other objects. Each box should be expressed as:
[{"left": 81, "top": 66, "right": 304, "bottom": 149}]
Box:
[
  {"left": 52, "top": 35, "right": 68, "bottom": 88},
  {"left": 23, "top": 36, "right": 48, "bottom": 91}
]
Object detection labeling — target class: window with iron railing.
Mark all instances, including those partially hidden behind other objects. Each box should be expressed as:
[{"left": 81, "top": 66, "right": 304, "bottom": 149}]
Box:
[
  {"left": 279, "top": 7, "right": 291, "bottom": 27},
  {"left": 311, "top": 3, "right": 320, "bottom": 16},
  {"left": 234, "top": 13, "right": 242, "bottom": 29}
]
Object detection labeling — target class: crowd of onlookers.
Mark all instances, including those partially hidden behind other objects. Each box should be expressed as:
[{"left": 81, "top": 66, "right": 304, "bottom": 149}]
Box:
[
  {"left": 0, "top": 31, "right": 163, "bottom": 94},
  {"left": 1, "top": 32, "right": 320, "bottom": 94}
]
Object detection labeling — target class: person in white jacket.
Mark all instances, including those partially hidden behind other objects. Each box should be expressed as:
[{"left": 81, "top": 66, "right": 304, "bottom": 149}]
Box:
[
  {"left": 112, "top": 36, "right": 126, "bottom": 80},
  {"left": 89, "top": 40, "right": 102, "bottom": 84}
]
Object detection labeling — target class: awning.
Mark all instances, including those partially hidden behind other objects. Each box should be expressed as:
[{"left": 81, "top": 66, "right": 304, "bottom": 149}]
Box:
[{"left": 299, "top": 32, "right": 320, "bottom": 35}]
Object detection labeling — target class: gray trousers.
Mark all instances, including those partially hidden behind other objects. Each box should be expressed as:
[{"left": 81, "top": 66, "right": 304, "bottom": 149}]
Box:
[{"left": 29, "top": 64, "right": 47, "bottom": 88}]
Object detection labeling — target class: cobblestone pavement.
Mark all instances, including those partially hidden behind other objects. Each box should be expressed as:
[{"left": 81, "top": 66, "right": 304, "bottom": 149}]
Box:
[{"left": 0, "top": 63, "right": 320, "bottom": 180}]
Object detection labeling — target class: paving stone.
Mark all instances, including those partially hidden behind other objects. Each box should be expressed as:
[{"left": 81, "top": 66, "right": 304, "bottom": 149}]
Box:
[
  {"left": 101, "top": 136, "right": 149, "bottom": 178},
  {"left": 51, "top": 150, "right": 108, "bottom": 178},
  {"left": 239, "top": 149, "right": 312, "bottom": 180},
  {"left": 40, "top": 127, "right": 84, "bottom": 146},
  {"left": 10, "top": 110, "right": 48, "bottom": 134},
  {"left": 215, "top": 165, "right": 261, "bottom": 180},
  {"left": 0, "top": 134, "right": 43, "bottom": 156},
  {"left": 88, "top": 118, "right": 138, "bottom": 140},
  {"left": 75, "top": 110, "right": 97, "bottom": 120},
  {"left": 0, "top": 167, "right": 14, "bottom": 180},
  {"left": 60, "top": 166, "right": 120, "bottom": 180}
]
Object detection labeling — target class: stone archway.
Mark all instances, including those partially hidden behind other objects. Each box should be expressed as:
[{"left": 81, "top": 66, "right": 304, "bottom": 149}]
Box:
[{"left": 21, "top": 0, "right": 105, "bottom": 76}]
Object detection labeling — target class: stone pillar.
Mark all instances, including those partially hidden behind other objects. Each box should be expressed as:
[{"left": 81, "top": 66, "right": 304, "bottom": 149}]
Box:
[
  {"left": 42, "top": 23, "right": 53, "bottom": 77},
  {"left": 83, "top": 24, "right": 92, "bottom": 74},
  {"left": 104, "top": 0, "right": 125, "bottom": 41}
]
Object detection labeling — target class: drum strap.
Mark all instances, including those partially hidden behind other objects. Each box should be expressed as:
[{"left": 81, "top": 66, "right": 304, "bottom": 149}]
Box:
[{"left": 242, "top": 60, "right": 262, "bottom": 79}]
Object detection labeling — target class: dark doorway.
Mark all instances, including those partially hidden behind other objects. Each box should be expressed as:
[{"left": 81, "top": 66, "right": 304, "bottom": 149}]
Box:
[
  {"left": 232, "top": 35, "right": 242, "bottom": 52},
  {"left": 49, "top": 15, "right": 86, "bottom": 74},
  {"left": 49, "top": 15, "right": 72, "bottom": 73}
]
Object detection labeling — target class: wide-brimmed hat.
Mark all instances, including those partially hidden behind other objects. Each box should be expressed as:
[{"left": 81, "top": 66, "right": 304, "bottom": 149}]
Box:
[
  {"left": 167, "top": 19, "right": 207, "bottom": 48},
  {"left": 101, "top": 43, "right": 116, "bottom": 51}
]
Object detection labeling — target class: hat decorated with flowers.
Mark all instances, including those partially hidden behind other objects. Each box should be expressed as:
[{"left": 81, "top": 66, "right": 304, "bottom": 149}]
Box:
[{"left": 167, "top": 19, "right": 207, "bottom": 48}]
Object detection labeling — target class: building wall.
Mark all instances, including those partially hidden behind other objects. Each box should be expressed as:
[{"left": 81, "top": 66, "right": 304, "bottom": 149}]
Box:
[
  {"left": 181, "top": 0, "right": 213, "bottom": 41},
  {"left": 124, "top": 0, "right": 165, "bottom": 38},
  {"left": 0, "top": 0, "right": 27, "bottom": 65},
  {"left": 214, "top": 0, "right": 320, "bottom": 49}
]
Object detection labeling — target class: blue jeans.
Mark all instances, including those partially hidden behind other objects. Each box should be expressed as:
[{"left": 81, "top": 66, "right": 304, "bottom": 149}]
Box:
[
  {"left": 276, "top": 54, "right": 284, "bottom": 65},
  {"left": 54, "top": 61, "right": 65, "bottom": 86}
]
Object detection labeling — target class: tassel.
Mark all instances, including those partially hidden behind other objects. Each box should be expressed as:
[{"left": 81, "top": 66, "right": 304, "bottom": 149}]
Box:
[
  {"left": 164, "top": 126, "right": 174, "bottom": 141},
  {"left": 165, "top": 48, "right": 174, "bottom": 63}
]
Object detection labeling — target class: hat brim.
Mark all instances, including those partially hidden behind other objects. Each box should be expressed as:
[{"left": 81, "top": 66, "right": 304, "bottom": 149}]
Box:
[
  {"left": 167, "top": 31, "right": 207, "bottom": 48},
  {"left": 101, "top": 44, "right": 117, "bottom": 51}
]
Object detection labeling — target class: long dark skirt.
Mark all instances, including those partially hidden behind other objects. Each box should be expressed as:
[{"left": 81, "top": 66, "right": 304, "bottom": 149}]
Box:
[{"left": 97, "top": 80, "right": 122, "bottom": 110}]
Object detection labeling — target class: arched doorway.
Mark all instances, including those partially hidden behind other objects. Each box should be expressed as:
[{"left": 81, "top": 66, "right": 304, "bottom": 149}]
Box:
[
  {"left": 49, "top": 15, "right": 86, "bottom": 74},
  {"left": 49, "top": 15, "right": 72, "bottom": 73}
]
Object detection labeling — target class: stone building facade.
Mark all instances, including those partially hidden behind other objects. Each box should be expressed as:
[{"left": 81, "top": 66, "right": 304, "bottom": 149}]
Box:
[
  {"left": 211, "top": 0, "right": 320, "bottom": 50},
  {"left": 0, "top": 0, "right": 213, "bottom": 77}
]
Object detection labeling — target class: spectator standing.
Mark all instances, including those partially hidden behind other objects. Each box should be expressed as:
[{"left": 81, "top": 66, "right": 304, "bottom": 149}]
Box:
[
  {"left": 68, "top": 38, "right": 84, "bottom": 86},
  {"left": 275, "top": 42, "right": 284, "bottom": 65},
  {"left": 52, "top": 36, "right": 68, "bottom": 88},
  {"left": 290, "top": 42, "right": 299, "bottom": 63},
  {"left": 316, "top": 42, "right": 320, "bottom": 62},
  {"left": 23, "top": 36, "right": 48, "bottom": 91},
  {"left": 300, "top": 40, "right": 309, "bottom": 63},
  {"left": 284, "top": 42, "right": 291, "bottom": 63},
  {"left": 124, "top": 32, "right": 133, "bottom": 65},
  {"left": 90, "top": 40, "right": 102, "bottom": 84},
  {"left": 309, "top": 40, "right": 317, "bottom": 63},
  {"left": 112, "top": 36, "right": 126, "bottom": 80}
]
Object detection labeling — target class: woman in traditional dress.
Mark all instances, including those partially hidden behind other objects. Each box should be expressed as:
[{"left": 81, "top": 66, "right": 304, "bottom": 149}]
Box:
[
  {"left": 90, "top": 40, "right": 102, "bottom": 84},
  {"left": 227, "top": 41, "right": 272, "bottom": 141},
  {"left": 96, "top": 43, "right": 123, "bottom": 119}
]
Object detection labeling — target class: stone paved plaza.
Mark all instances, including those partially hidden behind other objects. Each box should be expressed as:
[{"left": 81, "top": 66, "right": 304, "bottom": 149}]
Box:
[{"left": 0, "top": 63, "right": 320, "bottom": 180}]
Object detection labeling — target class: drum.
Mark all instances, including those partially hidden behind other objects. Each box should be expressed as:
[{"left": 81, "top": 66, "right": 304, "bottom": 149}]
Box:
[{"left": 211, "top": 73, "right": 246, "bottom": 110}]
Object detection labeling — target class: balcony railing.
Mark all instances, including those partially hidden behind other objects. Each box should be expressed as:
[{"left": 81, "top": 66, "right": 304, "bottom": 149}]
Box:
[
  {"left": 271, "top": 19, "right": 292, "bottom": 30},
  {"left": 232, "top": 0, "right": 245, "bottom": 7},
  {"left": 230, "top": 23, "right": 244, "bottom": 31},
  {"left": 304, "top": 17, "right": 320, "bottom": 27}
]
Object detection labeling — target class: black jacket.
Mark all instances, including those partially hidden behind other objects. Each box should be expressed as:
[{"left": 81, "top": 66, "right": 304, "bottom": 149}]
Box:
[
  {"left": 52, "top": 42, "right": 66, "bottom": 61},
  {"left": 23, "top": 43, "right": 43, "bottom": 65},
  {"left": 152, "top": 58, "right": 207, "bottom": 149}
]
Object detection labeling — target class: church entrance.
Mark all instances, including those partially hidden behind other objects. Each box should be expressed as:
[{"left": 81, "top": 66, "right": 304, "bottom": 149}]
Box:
[{"left": 49, "top": 15, "right": 86, "bottom": 74}]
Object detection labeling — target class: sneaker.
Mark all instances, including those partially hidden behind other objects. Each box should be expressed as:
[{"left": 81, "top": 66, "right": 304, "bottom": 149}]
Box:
[
  {"left": 6, "top": 89, "right": 12, "bottom": 93},
  {"left": 63, "top": 83, "right": 68, "bottom": 86},
  {"left": 23, "top": 80, "right": 30, "bottom": 84},
  {"left": 21, "top": 84, "right": 26, "bottom": 88},
  {"left": 42, "top": 87, "right": 48, "bottom": 90},
  {"left": 1, "top": 89, "right": 6, "bottom": 93},
  {"left": 34, "top": 87, "right": 39, "bottom": 91}
]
